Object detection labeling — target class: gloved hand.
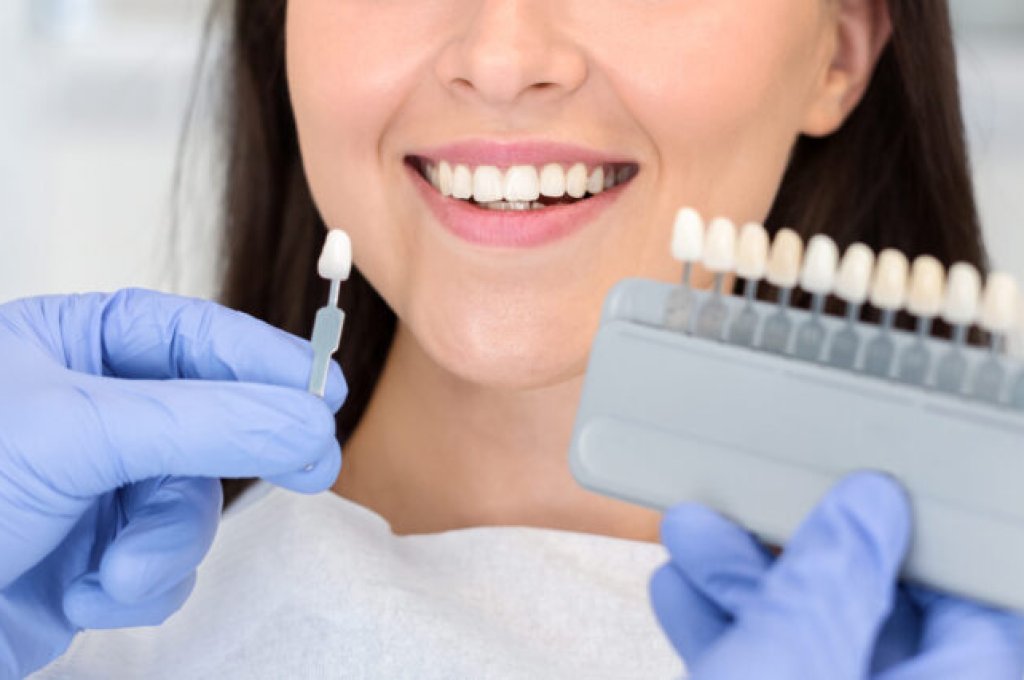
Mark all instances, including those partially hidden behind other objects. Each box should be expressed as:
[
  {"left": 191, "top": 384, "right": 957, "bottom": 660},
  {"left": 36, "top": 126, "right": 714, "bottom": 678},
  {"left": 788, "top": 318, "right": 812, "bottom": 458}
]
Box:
[
  {"left": 650, "top": 473, "right": 1024, "bottom": 679},
  {"left": 0, "top": 289, "right": 346, "bottom": 678}
]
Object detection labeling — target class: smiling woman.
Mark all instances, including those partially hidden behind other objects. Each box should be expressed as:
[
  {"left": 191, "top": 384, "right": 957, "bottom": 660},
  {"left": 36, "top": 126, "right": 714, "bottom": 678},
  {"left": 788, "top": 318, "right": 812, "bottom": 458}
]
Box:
[
  {"left": 219, "top": 0, "right": 984, "bottom": 532},
  {"left": 29, "top": 1, "right": 996, "bottom": 678}
]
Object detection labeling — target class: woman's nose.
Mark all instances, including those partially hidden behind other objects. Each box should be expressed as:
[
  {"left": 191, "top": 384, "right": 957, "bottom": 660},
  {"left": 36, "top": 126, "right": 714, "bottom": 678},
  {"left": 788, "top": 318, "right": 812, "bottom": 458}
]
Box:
[{"left": 434, "top": 0, "right": 588, "bottom": 110}]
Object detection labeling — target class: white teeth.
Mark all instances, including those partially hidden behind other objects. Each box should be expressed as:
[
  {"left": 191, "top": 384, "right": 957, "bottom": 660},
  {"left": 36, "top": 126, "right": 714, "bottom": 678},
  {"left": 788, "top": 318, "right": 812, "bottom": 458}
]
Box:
[
  {"left": 586, "top": 167, "right": 605, "bottom": 196},
  {"left": 566, "top": 163, "right": 588, "bottom": 199},
  {"left": 539, "top": 163, "right": 566, "bottom": 198},
  {"left": 503, "top": 165, "right": 540, "bottom": 202},
  {"left": 421, "top": 159, "right": 632, "bottom": 205},
  {"left": 452, "top": 164, "right": 473, "bottom": 200},
  {"left": 473, "top": 166, "right": 504, "bottom": 203}
]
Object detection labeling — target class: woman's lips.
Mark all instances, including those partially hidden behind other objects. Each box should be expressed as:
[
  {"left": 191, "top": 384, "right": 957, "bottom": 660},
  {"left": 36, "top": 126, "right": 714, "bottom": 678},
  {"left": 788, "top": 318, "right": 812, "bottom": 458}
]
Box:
[{"left": 405, "top": 161, "right": 633, "bottom": 249}]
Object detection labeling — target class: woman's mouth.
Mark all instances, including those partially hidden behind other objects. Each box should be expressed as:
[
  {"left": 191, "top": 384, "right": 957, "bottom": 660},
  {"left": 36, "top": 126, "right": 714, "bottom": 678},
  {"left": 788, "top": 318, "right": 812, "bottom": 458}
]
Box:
[{"left": 404, "top": 154, "right": 639, "bottom": 248}]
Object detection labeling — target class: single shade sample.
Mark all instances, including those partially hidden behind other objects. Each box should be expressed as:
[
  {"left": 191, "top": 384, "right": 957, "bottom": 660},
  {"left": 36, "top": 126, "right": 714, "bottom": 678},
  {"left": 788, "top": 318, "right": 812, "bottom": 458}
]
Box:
[
  {"left": 766, "top": 228, "right": 804, "bottom": 289},
  {"left": 735, "top": 222, "right": 769, "bottom": 280},
  {"left": 672, "top": 207, "right": 705, "bottom": 263},
  {"left": 906, "top": 255, "right": 946, "bottom": 318},
  {"left": 318, "top": 229, "right": 353, "bottom": 281},
  {"left": 799, "top": 234, "right": 839, "bottom": 295},
  {"left": 834, "top": 243, "right": 875, "bottom": 305},
  {"left": 869, "top": 249, "right": 909, "bottom": 311},
  {"left": 943, "top": 262, "right": 982, "bottom": 327},
  {"left": 702, "top": 217, "right": 737, "bottom": 273},
  {"left": 980, "top": 272, "right": 1020, "bottom": 334}
]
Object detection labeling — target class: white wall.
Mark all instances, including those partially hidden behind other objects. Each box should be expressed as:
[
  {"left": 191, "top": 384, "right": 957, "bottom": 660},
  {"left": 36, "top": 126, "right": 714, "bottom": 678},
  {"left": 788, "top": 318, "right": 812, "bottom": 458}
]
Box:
[{"left": 1, "top": 0, "right": 1022, "bottom": 306}]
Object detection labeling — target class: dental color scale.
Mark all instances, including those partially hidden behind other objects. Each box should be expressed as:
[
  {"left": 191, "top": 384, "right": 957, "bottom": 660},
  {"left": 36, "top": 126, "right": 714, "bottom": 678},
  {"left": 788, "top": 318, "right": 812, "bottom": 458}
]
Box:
[{"left": 570, "top": 208, "right": 1024, "bottom": 611}]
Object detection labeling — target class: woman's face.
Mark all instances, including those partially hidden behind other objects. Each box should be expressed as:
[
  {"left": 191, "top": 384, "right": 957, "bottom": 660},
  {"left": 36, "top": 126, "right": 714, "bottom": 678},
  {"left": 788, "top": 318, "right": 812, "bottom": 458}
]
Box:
[{"left": 287, "top": 0, "right": 852, "bottom": 389}]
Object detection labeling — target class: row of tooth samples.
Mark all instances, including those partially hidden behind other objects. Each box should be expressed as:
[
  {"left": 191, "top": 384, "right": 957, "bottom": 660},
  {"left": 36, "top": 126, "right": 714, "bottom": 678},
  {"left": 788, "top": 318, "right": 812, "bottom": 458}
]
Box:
[
  {"left": 420, "top": 160, "right": 636, "bottom": 209},
  {"left": 665, "top": 207, "right": 1024, "bottom": 409}
]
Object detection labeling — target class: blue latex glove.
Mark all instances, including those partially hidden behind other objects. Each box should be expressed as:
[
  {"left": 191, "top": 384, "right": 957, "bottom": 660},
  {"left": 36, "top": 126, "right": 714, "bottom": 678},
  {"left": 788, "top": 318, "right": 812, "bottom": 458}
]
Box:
[
  {"left": 0, "top": 289, "right": 346, "bottom": 678},
  {"left": 650, "top": 473, "right": 1024, "bottom": 679}
]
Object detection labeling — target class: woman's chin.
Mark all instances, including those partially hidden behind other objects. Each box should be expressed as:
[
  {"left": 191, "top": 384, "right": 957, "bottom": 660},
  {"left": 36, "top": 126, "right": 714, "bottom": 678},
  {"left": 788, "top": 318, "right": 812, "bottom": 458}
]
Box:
[{"left": 415, "top": 318, "right": 591, "bottom": 392}]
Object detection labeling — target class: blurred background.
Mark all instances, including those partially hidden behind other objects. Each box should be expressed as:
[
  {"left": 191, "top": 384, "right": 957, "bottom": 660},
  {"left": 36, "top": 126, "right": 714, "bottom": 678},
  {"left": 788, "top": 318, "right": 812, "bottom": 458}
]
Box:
[{"left": 1, "top": 1, "right": 1022, "bottom": 307}]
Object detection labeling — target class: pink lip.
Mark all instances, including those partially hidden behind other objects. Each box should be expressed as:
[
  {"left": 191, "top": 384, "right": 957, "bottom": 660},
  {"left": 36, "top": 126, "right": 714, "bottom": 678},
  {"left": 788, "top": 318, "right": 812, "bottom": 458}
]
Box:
[
  {"left": 405, "top": 160, "right": 634, "bottom": 249},
  {"left": 408, "top": 139, "right": 636, "bottom": 168}
]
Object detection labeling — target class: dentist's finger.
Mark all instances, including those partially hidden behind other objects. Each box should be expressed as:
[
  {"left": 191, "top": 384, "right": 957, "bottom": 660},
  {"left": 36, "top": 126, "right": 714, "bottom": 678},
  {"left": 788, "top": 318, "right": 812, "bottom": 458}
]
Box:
[
  {"left": 64, "top": 572, "right": 197, "bottom": 630},
  {"left": 61, "top": 374, "right": 340, "bottom": 494},
  {"left": 53, "top": 289, "right": 348, "bottom": 412},
  {"left": 650, "top": 562, "right": 731, "bottom": 663},
  {"left": 660, "top": 503, "right": 772, "bottom": 616},
  {"left": 98, "top": 477, "right": 221, "bottom": 605}
]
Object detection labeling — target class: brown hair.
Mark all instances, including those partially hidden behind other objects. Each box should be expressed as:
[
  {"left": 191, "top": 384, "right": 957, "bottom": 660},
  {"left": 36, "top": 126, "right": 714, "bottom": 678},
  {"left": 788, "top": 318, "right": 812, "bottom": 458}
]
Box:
[{"left": 209, "top": 1, "right": 984, "bottom": 505}]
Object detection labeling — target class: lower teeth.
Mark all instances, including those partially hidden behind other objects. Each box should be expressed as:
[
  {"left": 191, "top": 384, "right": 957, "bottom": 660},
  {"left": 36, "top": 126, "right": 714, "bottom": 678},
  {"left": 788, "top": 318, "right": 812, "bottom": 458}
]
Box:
[{"left": 478, "top": 200, "right": 546, "bottom": 211}]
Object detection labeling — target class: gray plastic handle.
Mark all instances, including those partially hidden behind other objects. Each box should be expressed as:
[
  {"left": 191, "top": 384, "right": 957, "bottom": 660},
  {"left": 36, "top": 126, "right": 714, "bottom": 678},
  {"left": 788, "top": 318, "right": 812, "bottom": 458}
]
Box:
[{"left": 569, "top": 278, "right": 1024, "bottom": 611}]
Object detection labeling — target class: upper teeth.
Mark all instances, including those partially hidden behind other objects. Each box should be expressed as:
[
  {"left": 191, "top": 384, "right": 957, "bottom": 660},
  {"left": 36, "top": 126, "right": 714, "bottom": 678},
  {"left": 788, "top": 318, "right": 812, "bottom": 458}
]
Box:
[{"left": 421, "top": 160, "right": 632, "bottom": 203}]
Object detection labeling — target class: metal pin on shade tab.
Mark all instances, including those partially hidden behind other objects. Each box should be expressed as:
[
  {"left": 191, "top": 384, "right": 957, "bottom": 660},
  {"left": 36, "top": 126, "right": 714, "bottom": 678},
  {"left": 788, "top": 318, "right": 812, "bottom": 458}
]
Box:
[{"left": 308, "top": 229, "right": 352, "bottom": 399}]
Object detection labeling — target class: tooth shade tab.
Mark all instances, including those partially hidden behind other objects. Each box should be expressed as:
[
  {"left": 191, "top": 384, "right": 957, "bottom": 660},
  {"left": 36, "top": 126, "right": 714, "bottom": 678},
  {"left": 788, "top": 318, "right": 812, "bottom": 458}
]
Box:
[
  {"left": 671, "top": 207, "right": 705, "bottom": 263},
  {"left": 980, "top": 272, "right": 1020, "bottom": 333},
  {"left": 835, "top": 243, "right": 875, "bottom": 305},
  {"left": 735, "top": 222, "right": 769, "bottom": 280},
  {"left": 766, "top": 228, "right": 804, "bottom": 289},
  {"left": 943, "top": 262, "right": 982, "bottom": 326},
  {"left": 869, "top": 249, "right": 910, "bottom": 311},
  {"left": 799, "top": 234, "right": 839, "bottom": 295},
  {"left": 317, "top": 229, "right": 352, "bottom": 281},
  {"left": 906, "top": 255, "right": 946, "bottom": 318},
  {"left": 703, "top": 217, "right": 737, "bottom": 273}
]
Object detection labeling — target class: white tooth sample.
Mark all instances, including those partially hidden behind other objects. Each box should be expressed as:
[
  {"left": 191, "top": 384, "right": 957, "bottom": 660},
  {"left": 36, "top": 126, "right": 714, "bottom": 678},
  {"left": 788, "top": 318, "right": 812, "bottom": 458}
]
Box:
[
  {"left": 906, "top": 255, "right": 946, "bottom": 318},
  {"left": 503, "top": 165, "right": 540, "bottom": 202},
  {"left": 703, "top": 217, "right": 737, "bottom": 273},
  {"left": 566, "top": 163, "right": 588, "bottom": 199},
  {"left": 539, "top": 163, "right": 566, "bottom": 198},
  {"left": 671, "top": 207, "right": 705, "bottom": 263},
  {"left": 473, "top": 166, "right": 504, "bottom": 203},
  {"left": 942, "top": 262, "right": 982, "bottom": 326},
  {"left": 799, "top": 234, "right": 839, "bottom": 295},
  {"left": 869, "top": 249, "right": 909, "bottom": 310},
  {"left": 834, "top": 243, "right": 875, "bottom": 304},
  {"left": 452, "top": 164, "right": 473, "bottom": 199},
  {"left": 318, "top": 229, "right": 352, "bottom": 281},
  {"left": 603, "top": 166, "right": 615, "bottom": 190},
  {"left": 586, "top": 167, "right": 605, "bottom": 195},
  {"left": 766, "top": 228, "right": 804, "bottom": 289},
  {"left": 980, "top": 272, "right": 1020, "bottom": 333},
  {"left": 438, "top": 161, "right": 453, "bottom": 197},
  {"left": 735, "top": 223, "right": 769, "bottom": 280},
  {"left": 425, "top": 163, "right": 438, "bottom": 188}
]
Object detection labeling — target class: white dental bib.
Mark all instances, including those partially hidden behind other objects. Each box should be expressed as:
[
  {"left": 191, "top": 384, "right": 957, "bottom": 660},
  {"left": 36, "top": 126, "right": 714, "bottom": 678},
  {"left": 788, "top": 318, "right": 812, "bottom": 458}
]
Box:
[{"left": 35, "top": 482, "right": 684, "bottom": 679}]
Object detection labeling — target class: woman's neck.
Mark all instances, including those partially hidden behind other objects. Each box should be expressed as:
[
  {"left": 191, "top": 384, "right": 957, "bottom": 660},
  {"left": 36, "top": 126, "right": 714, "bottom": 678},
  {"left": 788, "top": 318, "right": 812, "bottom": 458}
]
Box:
[{"left": 332, "top": 322, "right": 660, "bottom": 541}]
